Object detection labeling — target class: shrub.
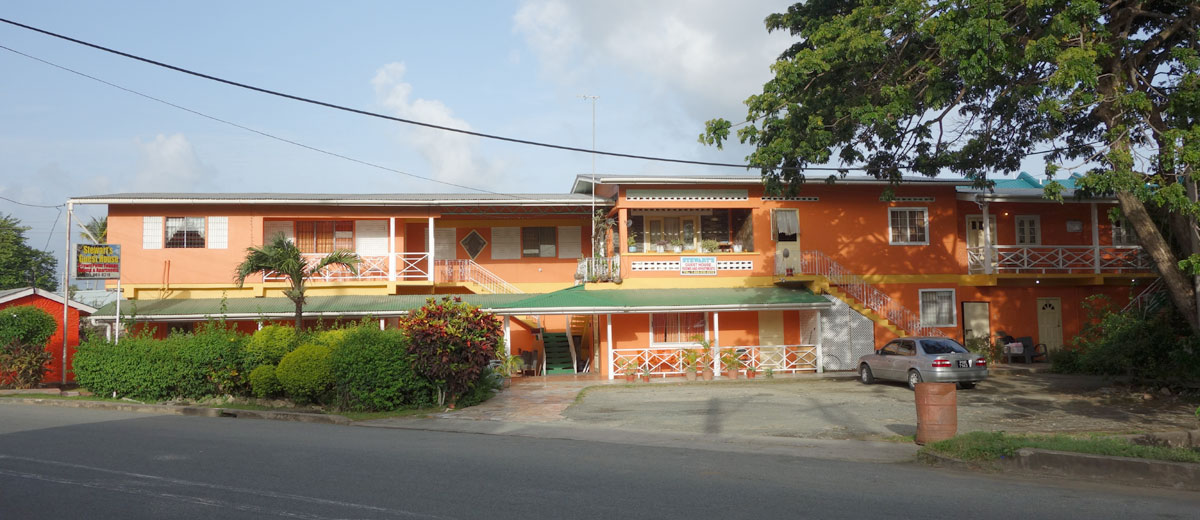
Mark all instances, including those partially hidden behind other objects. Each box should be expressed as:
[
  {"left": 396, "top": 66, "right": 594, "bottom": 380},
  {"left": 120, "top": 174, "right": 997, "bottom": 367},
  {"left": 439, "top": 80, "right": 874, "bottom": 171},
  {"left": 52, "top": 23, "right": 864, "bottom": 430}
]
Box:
[
  {"left": 310, "top": 328, "right": 349, "bottom": 350},
  {"left": 0, "top": 305, "right": 58, "bottom": 388},
  {"left": 330, "top": 325, "right": 434, "bottom": 411},
  {"left": 249, "top": 364, "right": 282, "bottom": 398},
  {"left": 402, "top": 297, "right": 502, "bottom": 406},
  {"left": 171, "top": 322, "right": 248, "bottom": 397},
  {"left": 276, "top": 343, "right": 333, "bottom": 403},
  {"left": 454, "top": 366, "right": 502, "bottom": 408},
  {"left": 1061, "top": 295, "right": 1200, "bottom": 385},
  {"left": 74, "top": 334, "right": 176, "bottom": 401},
  {"left": 243, "top": 324, "right": 298, "bottom": 370}
]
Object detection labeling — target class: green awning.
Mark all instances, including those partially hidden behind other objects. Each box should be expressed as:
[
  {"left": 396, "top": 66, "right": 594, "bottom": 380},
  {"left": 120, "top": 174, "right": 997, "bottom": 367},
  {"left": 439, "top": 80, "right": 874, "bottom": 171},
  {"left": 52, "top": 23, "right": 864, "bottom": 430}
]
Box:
[
  {"left": 89, "top": 293, "right": 535, "bottom": 322},
  {"left": 492, "top": 285, "right": 831, "bottom": 315}
]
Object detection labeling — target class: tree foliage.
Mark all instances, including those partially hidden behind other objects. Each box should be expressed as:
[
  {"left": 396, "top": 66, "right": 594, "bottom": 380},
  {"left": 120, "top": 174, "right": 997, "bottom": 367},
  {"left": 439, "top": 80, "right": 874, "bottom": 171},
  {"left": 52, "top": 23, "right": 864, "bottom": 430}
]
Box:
[
  {"left": 402, "top": 297, "right": 501, "bottom": 406},
  {"left": 233, "top": 233, "right": 359, "bottom": 329},
  {"left": 0, "top": 214, "right": 58, "bottom": 292},
  {"left": 77, "top": 216, "right": 107, "bottom": 244},
  {"left": 0, "top": 305, "right": 58, "bottom": 388},
  {"left": 703, "top": 0, "right": 1200, "bottom": 330}
]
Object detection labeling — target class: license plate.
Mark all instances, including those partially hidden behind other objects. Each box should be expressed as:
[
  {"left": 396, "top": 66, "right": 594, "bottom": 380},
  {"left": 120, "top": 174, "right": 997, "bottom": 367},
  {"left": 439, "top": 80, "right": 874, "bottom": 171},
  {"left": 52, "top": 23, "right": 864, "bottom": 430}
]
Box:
[{"left": 957, "top": 360, "right": 970, "bottom": 368}]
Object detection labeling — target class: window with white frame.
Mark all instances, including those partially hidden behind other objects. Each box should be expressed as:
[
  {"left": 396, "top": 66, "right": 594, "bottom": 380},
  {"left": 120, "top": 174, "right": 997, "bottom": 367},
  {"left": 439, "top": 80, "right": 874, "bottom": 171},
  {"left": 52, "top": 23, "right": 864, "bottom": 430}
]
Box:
[
  {"left": 1112, "top": 217, "right": 1137, "bottom": 246},
  {"left": 165, "top": 217, "right": 206, "bottom": 248},
  {"left": 919, "top": 289, "right": 956, "bottom": 327},
  {"left": 650, "top": 313, "right": 706, "bottom": 345},
  {"left": 1015, "top": 216, "right": 1040, "bottom": 245},
  {"left": 889, "top": 208, "right": 928, "bottom": 245}
]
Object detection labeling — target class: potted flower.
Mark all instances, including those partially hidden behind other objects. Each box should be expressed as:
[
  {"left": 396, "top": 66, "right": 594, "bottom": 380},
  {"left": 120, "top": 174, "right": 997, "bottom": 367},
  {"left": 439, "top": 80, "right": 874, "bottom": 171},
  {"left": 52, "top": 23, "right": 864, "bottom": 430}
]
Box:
[
  {"left": 721, "top": 348, "right": 742, "bottom": 379},
  {"left": 701, "top": 239, "right": 720, "bottom": 253},
  {"left": 641, "top": 366, "right": 653, "bottom": 383},
  {"left": 764, "top": 367, "right": 775, "bottom": 380},
  {"left": 621, "top": 358, "right": 639, "bottom": 383},
  {"left": 681, "top": 349, "right": 700, "bottom": 381},
  {"left": 627, "top": 235, "right": 638, "bottom": 253},
  {"left": 670, "top": 237, "right": 685, "bottom": 253},
  {"left": 691, "top": 335, "right": 715, "bottom": 381},
  {"left": 745, "top": 365, "right": 757, "bottom": 379}
]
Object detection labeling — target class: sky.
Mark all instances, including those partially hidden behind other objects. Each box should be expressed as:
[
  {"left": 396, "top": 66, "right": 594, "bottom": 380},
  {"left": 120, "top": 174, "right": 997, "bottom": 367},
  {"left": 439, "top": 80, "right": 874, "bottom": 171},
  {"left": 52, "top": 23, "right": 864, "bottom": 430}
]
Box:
[{"left": 1, "top": 1, "right": 1049, "bottom": 280}]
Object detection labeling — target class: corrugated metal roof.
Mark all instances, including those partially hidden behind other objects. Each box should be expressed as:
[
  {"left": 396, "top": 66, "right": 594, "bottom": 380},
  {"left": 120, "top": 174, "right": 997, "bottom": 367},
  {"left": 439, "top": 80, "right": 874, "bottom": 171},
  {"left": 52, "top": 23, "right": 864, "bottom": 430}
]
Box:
[
  {"left": 495, "top": 285, "right": 831, "bottom": 314},
  {"left": 571, "top": 173, "right": 974, "bottom": 193},
  {"left": 91, "top": 293, "right": 536, "bottom": 320},
  {"left": 70, "top": 192, "right": 610, "bottom": 206}
]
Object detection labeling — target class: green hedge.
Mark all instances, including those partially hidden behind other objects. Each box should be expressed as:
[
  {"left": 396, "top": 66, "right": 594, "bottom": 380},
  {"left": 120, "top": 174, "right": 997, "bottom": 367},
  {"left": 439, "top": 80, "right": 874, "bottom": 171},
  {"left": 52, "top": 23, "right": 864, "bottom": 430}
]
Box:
[
  {"left": 243, "top": 325, "right": 298, "bottom": 371},
  {"left": 249, "top": 364, "right": 282, "bottom": 398},
  {"left": 330, "top": 325, "right": 434, "bottom": 411},
  {"left": 276, "top": 343, "right": 333, "bottom": 404}
]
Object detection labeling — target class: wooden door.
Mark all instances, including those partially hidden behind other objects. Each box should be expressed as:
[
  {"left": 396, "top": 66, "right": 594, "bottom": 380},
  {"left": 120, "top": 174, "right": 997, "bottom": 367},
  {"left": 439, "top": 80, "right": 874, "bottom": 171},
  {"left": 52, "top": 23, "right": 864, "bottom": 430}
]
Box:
[
  {"left": 965, "top": 215, "right": 998, "bottom": 269},
  {"left": 1036, "top": 297, "right": 1063, "bottom": 351},
  {"left": 758, "top": 311, "right": 787, "bottom": 370},
  {"left": 962, "top": 302, "right": 990, "bottom": 344}
]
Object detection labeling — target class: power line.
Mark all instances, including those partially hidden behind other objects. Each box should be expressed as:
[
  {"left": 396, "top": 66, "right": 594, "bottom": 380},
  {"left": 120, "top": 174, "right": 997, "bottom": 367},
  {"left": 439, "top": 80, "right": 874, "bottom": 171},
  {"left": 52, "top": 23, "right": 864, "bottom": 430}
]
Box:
[
  {"left": 0, "top": 44, "right": 530, "bottom": 199},
  {"left": 0, "top": 195, "right": 64, "bottom": 208},
  {"left": 0, "top": 17, "right": 1104, "bottom": 175}
]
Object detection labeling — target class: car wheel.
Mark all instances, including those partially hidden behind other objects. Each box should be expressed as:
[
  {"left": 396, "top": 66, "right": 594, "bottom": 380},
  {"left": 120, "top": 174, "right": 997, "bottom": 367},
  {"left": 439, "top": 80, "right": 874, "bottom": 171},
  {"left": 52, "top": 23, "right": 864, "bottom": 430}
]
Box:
[
  {"left": 859, "top": 364, "right": 874, "bottom": 384},
  {"left": 957, "top": 382, "right": 977, "bottom": 390},
  {"left": 907, "top": 370, "right": 923, "bottom": 390}
]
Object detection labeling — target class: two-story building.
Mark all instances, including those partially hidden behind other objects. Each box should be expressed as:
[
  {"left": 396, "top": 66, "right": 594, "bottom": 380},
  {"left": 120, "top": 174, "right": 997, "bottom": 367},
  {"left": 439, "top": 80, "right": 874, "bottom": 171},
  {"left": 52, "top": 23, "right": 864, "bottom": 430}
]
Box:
[{"left": 77, "top": 172, "right": 1154, "bottom": 380}]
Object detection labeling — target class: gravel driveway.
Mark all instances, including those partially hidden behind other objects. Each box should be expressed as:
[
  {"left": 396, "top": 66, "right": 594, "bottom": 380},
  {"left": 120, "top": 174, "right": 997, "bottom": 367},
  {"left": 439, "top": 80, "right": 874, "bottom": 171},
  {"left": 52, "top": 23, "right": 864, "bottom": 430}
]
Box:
[{"left": 562, "top": 372, "right": 1199, "bottom": 440}]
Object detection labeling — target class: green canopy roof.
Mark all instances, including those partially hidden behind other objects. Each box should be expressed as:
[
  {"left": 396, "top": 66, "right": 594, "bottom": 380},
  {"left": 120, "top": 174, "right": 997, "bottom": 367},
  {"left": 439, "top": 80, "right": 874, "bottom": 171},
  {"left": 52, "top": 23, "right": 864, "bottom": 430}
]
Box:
[{"left": 90, "top": 285, "right": 829, "bottom": 322}]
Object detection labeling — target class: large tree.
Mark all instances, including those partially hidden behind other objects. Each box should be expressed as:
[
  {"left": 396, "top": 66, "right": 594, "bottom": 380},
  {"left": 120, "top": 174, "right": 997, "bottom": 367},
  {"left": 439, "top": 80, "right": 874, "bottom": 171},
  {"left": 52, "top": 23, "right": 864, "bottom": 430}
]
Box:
[
  {"left": 77, "top": 216, "right": 107, "bottom": 244},
  {"left": 0, "top": 214, "right": 58, "bottom": 292},
  {"left": 702, "top": 0, "right": 1200, "bottom": 331},
  {"left": 234, "top": 234, "right": 359, "bottom": 329}
]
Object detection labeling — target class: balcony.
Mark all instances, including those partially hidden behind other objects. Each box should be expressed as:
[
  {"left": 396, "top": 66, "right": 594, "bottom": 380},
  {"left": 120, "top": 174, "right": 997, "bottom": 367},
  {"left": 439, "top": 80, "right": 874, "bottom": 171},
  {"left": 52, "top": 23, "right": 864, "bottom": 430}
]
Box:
[
  {"left": 264, "top": 253, "right": 432, "bottom": 283},
  {"left": 966, "top": 245, "right": 1151, "bottom": 274}
]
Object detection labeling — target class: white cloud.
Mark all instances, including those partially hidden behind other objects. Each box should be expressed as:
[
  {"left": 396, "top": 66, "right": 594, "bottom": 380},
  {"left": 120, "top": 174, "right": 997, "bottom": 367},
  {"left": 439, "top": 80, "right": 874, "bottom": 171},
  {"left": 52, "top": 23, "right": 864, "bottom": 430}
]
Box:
[
  {"left": 132, "top": 134, "right": 213, "bottom": 192},
  {"left": 371, "top": 62, "right": 506, "bottom": 189},
  {"left": 513, "top": 0, "right": 792, "bottom": 119}
]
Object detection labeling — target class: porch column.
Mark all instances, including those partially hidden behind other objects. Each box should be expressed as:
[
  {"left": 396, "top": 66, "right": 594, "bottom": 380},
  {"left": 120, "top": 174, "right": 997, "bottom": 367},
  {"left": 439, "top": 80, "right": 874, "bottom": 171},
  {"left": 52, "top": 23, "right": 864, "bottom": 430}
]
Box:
[
  {"left": 1090, "top": 203, "right": 1101, "bottom": 274},
  {"left": 712, "top": 312, "right": 721, "bottom": 377},
  {"left": 427, "top": 216, "right": 435, "bottom": 283},
  {"left": 388, "top": 217, "right": 396, "bottom": 281},
  {"left": 105, "top": 323, "right": 112, "bottom": 342},
  {"left": 379, "top": 318, "right": 385, "bottom": 331},
  {"left": 503, "top": 316, "right": 511, "bottom": 356},
  {"left": 617, "top": 208, "right": 628, "bottom": 255},
  {"left": 813, "top": 309, "right": 824, "bottom": 374},
  {"left": 605, "top": 314, "right": 614, "bottom": 380},
  {"left": 982, "top": 202, "right": 993, "bottom": 275},
  {"left": 257, "top": 322, "right": 263, "bottom": 331}
]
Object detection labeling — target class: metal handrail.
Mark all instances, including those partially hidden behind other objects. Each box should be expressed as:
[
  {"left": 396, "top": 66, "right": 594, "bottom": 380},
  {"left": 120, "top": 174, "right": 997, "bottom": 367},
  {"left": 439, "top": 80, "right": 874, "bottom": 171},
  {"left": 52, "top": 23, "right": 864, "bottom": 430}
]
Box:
[
  {"left": 967, "top": 245, "right": 1150, "bottom": 273},
  {"left": 434, "top": 259, "right": 523, "bottom": 294},
  {"left": 797, "top": 250, "right": 946, "bottom": 337},
  {"left": 1122, "top": 278, "right": 1165, "bottom": 313},
  {"left": 576, "top": 254, "right": 621, "bottom": 283}
]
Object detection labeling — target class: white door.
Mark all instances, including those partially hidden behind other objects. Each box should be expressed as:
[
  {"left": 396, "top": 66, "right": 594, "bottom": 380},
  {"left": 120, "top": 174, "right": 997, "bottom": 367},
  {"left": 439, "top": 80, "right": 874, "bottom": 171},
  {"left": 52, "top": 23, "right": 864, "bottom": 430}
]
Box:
[
  {"left": 962, "top": 302, "right": 990, "bottom": 344},
  {"left": 1037, "top": 297, "right": 1063, "bottom": 352},
  {"left": 965, "top": 215, "right": 998, "bottom": 270},
  {"left": 758, "top": 311, "right": 786, "bottom": 370}
]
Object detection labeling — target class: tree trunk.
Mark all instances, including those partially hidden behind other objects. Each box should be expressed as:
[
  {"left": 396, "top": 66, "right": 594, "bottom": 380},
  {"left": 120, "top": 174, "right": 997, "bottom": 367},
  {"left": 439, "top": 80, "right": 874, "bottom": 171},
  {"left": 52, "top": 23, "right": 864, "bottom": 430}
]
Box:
[
  {"left": 1115, "top": 192, "right": 1200, "bottom": 331},
  {"left": 294, "top": 300, "right": 304, "bottom": 330}
]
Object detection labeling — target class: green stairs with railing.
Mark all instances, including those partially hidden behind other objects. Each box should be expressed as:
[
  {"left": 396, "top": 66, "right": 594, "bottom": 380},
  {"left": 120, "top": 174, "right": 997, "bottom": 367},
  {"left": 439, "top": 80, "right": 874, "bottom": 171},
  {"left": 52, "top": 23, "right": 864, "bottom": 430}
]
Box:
[{"left": 541, "top": 332, "right": 578, "bottom": 375}]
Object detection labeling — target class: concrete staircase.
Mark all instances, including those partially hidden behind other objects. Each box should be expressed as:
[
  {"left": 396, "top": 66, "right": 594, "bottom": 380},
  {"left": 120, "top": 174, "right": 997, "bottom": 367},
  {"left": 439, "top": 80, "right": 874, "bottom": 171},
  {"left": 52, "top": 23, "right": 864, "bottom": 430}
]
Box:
[{"left": 796, "top": 250, "right": 944, "bottom": 338}]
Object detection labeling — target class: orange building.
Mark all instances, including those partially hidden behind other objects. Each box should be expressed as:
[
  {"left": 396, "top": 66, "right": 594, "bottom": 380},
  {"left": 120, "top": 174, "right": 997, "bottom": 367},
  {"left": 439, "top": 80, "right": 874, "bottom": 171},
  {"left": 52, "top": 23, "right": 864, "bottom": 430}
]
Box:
[
  {"left": 75, "top": 173, "right": 1153, "bottom": 379},
  {"left": 0, "top": 287, "right": 97, "bottom": 384}
]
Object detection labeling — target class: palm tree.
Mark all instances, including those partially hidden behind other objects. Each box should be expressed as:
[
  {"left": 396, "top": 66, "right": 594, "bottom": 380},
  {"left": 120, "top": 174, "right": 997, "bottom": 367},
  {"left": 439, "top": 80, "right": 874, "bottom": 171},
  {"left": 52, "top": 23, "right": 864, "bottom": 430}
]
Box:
[
  {"left": 234, "top": 233, "right": 359, "bottom": 329},
  {"left": 78, "top": 216, "right": 107, "bottom": 244}
]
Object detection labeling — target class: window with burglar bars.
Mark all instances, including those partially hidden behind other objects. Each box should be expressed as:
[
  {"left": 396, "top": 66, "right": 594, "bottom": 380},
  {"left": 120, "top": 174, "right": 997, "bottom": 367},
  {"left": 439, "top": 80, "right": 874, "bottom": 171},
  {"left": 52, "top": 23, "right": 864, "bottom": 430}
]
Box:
[
  {"left": 888, "top": 208, "right": 928, "bottom": 245},
  {"left": 165, "top": 217, "right": 206, "bottom": 248},
  {"left": 296, "top": 221, "right": 353, "bottom": 254},
  {"left": 1112, "top": 218, "right": 1137, "bottom": 246},
  {"left": 651, "top": 313, "right": 706, "bottom": 345},
  {"left": 919, "top": 289, "right": 956, "bottom": 327},
  {"left": 1015, "top": 216, "right": 1040, "bottom": 245}
]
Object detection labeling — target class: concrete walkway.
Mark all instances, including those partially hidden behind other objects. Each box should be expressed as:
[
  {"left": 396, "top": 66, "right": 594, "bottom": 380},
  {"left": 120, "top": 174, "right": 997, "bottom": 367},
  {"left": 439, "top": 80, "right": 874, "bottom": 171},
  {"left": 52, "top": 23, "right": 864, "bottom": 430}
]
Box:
[{"left": 431, "top": 375, "right": 608, "bottom": 422}]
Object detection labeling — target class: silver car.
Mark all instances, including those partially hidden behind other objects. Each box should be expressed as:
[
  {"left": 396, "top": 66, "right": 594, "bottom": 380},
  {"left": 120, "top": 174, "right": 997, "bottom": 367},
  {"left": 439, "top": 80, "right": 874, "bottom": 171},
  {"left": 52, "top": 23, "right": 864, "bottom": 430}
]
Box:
[{"left": 857, "top": 337, "right": 988, "bottom": 390}]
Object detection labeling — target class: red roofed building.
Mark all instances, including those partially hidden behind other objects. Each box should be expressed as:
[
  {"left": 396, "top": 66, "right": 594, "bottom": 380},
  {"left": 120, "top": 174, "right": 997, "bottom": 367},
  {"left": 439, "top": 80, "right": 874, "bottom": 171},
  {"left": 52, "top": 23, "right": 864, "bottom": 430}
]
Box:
[{"left": 0, "top": 287, "right": 97, "bottom": 385}]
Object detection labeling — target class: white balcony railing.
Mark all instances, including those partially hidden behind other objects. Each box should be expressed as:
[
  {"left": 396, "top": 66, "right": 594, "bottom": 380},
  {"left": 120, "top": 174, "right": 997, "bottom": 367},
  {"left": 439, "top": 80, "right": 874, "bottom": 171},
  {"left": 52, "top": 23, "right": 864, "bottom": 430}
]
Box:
[
  {"left": 576, "top": 255, "right": 621, "bottom": 283},
  {"left": 611, "top": 345, "right": 818, "bottom": 377},
  {"left": 434, "top": 259, "right": 523, "bottom": 294},
  {"left": 967, "top": 245, "right": 1151, "bottom": 274},
  {"left": 264, "top": 252, "right": 430, "bottom": 282}
]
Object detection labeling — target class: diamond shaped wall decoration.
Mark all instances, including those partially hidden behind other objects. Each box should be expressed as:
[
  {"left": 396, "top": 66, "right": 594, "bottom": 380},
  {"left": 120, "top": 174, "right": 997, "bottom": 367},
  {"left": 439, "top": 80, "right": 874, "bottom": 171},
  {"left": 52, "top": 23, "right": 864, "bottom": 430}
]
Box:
[{"left": 460, "top": 230, "right": 487, "bottom": 259}]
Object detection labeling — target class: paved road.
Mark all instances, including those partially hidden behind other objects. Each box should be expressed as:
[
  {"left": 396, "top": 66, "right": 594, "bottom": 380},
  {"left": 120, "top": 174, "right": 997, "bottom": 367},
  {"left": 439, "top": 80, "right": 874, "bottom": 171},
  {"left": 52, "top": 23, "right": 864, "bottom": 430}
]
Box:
[{"left": 1, "top": 404, "right": 1195, "bottom": 519}]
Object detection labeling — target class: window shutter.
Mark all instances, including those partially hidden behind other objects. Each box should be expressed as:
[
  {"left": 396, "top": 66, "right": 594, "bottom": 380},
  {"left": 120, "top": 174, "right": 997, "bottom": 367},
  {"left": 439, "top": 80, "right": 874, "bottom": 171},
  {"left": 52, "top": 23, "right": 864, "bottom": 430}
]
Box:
[
  {"left": 142, "top": 216, "right": 163, "bottom": 249},
  {"left": 354, "top": 220, "right": 388, "bottom": 256},
  {"left": 491, "top": 227, "right": 520, "bottom": 260},
  {"left": 557, "top": 226, "right": 581, "bottom": 258},
  {"left": 263, "top": 220, "right": 294, "bottom": 244},
  {"left": 434, "top": 228, "right": 457, "bottom": 260},
  {"left": 208, "top": 217, "right": 228, "bottom": 249}
]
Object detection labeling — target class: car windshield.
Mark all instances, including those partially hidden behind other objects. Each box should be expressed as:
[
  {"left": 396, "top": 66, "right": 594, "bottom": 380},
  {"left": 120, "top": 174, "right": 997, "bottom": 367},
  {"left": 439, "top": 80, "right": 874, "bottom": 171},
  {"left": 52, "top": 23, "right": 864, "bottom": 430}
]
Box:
[{"left": 920, "top": 339, "right": 968, "bottom": 355}]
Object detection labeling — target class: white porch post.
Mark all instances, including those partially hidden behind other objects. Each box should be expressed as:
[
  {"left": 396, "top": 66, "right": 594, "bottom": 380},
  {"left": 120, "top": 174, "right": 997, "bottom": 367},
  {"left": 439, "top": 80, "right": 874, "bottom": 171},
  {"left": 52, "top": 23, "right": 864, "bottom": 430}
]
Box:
[
  {"left": 712, "top": 312, "right": 721, "bottom": 377},
  {"left": 605, "top": 314, "right": 614, "bottom": 380},
  {"left": 1090, "top": 203, "right": 1101, "bottom": 274},
  {"left": 388, "top": 217, "right": 396, "bottom": 282},
  {"left": 982, "top": 202, "right": 993, "bottom": 275},
  {"left": 379, "top": 318, "right": 385, "bottom": 331},
  {"left": 105, "top": 323, "right": 112, "bottom": 342},
  {"left": 503, "top": 316, "right": 512, "bottom": 356},
  {"left": 427, "top": 216, "right": 435, "bottom": 283},
  {"left": 814, "top": 309, "right": 824, "bottom": 374},
  {"left": 257, "top": 321, "right": 263, "bottom": 331}
]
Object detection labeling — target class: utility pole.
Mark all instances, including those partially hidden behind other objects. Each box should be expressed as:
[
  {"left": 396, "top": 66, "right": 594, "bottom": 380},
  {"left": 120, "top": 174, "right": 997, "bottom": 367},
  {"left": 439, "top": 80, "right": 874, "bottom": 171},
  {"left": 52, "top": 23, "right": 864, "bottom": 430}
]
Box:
[{"left": 579, "top": 94, "right": 598, "bottom": 257}]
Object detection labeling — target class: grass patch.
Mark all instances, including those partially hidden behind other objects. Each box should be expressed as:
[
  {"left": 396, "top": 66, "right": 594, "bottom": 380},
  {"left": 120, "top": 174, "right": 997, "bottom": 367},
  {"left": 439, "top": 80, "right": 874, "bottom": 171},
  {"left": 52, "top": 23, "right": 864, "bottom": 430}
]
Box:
[
  {"left": 342, "top": 407, "right": 438, "bottom": 421},
  {"left": 880, "top": 434, "right": 916, "bottom": 443},
  {"left": 924, "top": 431, "right": 1200, "bottom": 464}
]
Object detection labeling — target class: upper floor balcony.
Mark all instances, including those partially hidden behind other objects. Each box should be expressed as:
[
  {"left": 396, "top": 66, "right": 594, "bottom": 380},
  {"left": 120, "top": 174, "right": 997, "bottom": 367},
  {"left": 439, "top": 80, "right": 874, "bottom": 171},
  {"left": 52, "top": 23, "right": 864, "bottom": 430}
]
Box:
[{"left": 966, "top": 245, "right": 1151, "bottom": 274}]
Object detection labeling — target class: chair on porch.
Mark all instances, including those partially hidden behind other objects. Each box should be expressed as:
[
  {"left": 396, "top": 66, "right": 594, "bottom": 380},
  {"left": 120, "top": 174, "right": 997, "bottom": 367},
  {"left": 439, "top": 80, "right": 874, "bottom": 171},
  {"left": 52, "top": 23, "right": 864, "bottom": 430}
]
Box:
[
  {"left": 997, "top": 331, "right": 1047, "bottom": 364},
  {"left": 519, "top": 350, "right": 541, "bottom": 376}
]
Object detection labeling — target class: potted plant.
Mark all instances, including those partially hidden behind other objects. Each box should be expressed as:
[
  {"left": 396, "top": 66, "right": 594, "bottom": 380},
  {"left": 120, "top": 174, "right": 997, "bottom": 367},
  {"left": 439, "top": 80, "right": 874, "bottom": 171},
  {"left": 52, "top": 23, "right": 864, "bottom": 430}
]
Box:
[
  {"left": 701, "top": 239, "right": 720, "bottom": 253},
  {"left": 621, "top": 358, "right": 639, "bottom": 383},
  {"left": 670, "top": 237, "right": 685, "bottom": 253},
  {"left": 691, "top": 335, "right": 715, "bottom": 381},
  {"left": 764, "top": 367, "right": 775, "bottom": 380},
  {"left": 721, "top": 348, "right": 742, "bottom": 379},
  {"left": 655, "top": 241, "right": 666, "bottom": 253},
  {"left": 681, "top": 349, "right": 700, "bottom": 381},
  {"left": 745, "top": 365, "right": 757, "bottom": 379},
  {"left": 641, "top": 366, "right": 652, "bottom": 383},
  {"left": 627, "top": 235, "right": 638, "bottom": 253},
  {"left": 732, "top": 243, "right": 743, "bottom": 253}
]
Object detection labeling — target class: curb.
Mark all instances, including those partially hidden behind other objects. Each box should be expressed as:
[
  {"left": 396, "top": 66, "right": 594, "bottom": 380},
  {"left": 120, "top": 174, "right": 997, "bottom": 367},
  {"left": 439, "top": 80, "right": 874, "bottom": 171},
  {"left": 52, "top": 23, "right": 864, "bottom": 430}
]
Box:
[
  {"left": 0, "top": 398, "right": 351, "bottom": 425},
  {"left": 919, "top": 447, "right": 1200, "bottom": 492}
]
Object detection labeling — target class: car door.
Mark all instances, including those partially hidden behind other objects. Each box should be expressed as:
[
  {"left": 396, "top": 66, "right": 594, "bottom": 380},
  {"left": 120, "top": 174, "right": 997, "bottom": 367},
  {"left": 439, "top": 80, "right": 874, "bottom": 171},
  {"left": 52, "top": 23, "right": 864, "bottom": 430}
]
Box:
[
  {"left": 897, "top": 340, "right": 918, "bottom": 376},
  {"left": 875, "top": 341, "right": 902, "bottom": 380}
]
